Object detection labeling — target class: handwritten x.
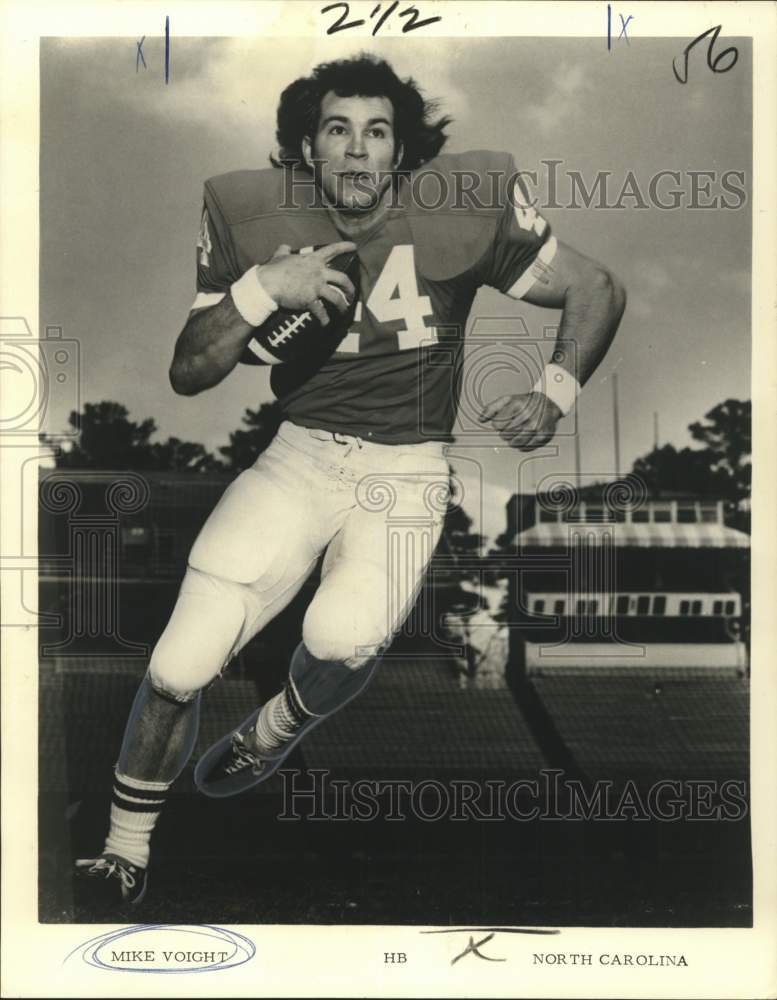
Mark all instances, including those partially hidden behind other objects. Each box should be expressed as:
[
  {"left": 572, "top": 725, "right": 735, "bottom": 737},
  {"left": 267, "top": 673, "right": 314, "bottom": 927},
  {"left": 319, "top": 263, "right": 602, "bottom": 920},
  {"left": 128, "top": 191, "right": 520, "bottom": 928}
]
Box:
[
  {"left": 618, "top": 14, "right": 634, "bottom": 43},
  {"left": 451, "top": 933, "right": 506, "bottom": 965}
]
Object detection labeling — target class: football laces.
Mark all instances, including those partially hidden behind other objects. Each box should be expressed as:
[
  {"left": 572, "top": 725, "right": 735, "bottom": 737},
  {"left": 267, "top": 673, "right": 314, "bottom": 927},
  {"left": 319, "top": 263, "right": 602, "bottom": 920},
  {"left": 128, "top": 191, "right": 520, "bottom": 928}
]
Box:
[{"left": 267, "top": 311, "right": 312, "bottom": 347}]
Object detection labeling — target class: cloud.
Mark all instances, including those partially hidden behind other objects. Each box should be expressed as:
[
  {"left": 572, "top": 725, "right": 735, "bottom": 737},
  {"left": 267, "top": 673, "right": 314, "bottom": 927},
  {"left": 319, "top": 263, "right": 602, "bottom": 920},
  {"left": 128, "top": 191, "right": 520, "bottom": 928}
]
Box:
[
  {"left": 451, "top": 465, "right": 512, "bottom": 543},
  {"left": 126, "top": 37, "right": 469, "bottom": 148},
  {"left": 625, "top": 254, "right": 748, "bottom": 321},
  {"left": 718, "top": 268, "right": 750, "bottom": 294},
  {"left": 628, "top": 297, "right": 652, "bottom": 321},
  {"left": 620, "top": 259, "right": 669, "bottom": 319},
  {"left": 525, "top": 63, "right": 590, "bottom": 136},
  {"left": 640, "top": 261, "right": 671, "bottom": 291}
]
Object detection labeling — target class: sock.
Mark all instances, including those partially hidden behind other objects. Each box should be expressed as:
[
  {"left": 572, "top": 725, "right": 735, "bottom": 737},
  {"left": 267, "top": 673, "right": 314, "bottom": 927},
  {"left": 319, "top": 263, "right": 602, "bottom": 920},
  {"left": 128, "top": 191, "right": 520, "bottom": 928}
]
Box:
[
  {"left": 252, "top": 642, "right": 382, "bottom": 754},
  {"left": 103, "top": 769, "right": 171, "bottom": 869},
  {"left": 252, "top": 681, "right": 313, "bottom": 755}
]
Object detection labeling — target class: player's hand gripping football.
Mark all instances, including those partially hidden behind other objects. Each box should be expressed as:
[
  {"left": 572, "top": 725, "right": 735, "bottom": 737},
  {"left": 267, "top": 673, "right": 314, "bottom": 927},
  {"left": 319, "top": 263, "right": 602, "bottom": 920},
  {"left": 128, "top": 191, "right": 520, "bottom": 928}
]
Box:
[
  {"left": 478, "top": 391, "right": 564, "bottom": 450},
  {"left": 256, "top": 242, "right": 357, "bottom": 327}
]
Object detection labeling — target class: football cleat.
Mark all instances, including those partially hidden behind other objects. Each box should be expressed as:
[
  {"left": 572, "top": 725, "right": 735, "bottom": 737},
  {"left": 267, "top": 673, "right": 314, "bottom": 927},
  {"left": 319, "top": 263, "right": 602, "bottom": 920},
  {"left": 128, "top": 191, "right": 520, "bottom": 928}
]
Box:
[
  {"left": 194, "top": 706, "right": 324, "bottom": 799},
  {"left": 74, "top": 853, "right": 148, "bottom": 908}
]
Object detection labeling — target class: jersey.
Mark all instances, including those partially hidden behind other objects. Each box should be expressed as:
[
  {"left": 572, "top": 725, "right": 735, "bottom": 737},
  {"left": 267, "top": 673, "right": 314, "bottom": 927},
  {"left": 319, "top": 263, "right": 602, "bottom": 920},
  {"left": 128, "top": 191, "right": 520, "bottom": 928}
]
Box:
[{"left": 195, "top": 150, "right": 552, "bottom": 444}]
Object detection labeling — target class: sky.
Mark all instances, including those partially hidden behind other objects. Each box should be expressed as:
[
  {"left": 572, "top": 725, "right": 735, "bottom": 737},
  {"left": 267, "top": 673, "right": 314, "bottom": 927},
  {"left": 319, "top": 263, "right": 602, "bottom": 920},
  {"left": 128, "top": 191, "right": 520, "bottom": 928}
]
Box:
[{"left": 39, "top": 34, "right": 752, "bottom": 543}]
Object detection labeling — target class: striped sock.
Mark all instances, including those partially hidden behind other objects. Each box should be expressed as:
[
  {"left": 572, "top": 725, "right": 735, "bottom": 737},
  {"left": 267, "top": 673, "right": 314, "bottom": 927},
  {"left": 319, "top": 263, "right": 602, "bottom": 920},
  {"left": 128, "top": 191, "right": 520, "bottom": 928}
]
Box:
[
  {"left": 252, "top": 680, "right": 314, "bottom": 755},
  {"left": 103, "top": 770, "right": 171, "bottom": 869}
]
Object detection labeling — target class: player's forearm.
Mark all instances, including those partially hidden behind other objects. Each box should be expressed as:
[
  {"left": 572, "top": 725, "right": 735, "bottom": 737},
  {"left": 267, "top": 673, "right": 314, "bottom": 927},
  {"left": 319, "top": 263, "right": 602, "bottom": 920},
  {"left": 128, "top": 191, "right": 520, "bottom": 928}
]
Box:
[
  {"left": 558, "top": 266, "right": 627, "bottom": 386},
  {"left": 169, "top": 296, "right": 254, "bottom": 396}
]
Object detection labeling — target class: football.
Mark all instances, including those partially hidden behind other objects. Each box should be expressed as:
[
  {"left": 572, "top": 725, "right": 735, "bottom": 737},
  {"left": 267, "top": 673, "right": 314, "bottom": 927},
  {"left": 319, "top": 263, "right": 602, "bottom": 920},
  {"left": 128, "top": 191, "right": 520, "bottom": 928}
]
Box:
[{"left": 240, "top": 247, "right": 360, "bottom": 365}]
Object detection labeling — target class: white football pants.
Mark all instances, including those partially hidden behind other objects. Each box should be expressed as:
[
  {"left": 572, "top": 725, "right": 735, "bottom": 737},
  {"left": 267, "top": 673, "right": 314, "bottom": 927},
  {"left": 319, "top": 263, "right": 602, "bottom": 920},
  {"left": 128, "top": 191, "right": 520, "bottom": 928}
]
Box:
[{"left": 148, "top": 420, "right": 451, "bottom": 701}]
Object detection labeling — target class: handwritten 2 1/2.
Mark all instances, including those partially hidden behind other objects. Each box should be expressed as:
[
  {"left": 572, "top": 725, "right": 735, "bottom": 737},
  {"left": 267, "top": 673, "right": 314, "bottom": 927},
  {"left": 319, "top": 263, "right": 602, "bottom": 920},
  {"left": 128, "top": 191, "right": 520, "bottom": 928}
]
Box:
[{"left": 321, "top": 1, "right": 441, "bottom": 35}]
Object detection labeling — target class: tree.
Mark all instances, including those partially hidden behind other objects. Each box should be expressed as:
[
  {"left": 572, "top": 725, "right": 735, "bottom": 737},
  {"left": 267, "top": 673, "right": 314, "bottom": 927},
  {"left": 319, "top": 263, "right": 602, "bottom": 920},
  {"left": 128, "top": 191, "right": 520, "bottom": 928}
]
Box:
[
  {"left": 630, "top": 398, "right": 751, "bottom": 530},
  {"left": 442, "top": 502, "right": 484, "bottom": 559},
  {"left": 689, "top": 399, "right": 751, "bottom": 501},
  {"left": 218, "top": 401, "right": 284, "bottom": 471},
  {"left": 631, "top": 444, "right": 729, "bottom": 497},
  {"left": 41, "top": 401, "right": 223, "bottom": 472},
  {"left": 148, "top": 436, "right": 224, "bottom": 473},
  {"left": 427, "top": 472, "right": 490, "bottom": 637}
]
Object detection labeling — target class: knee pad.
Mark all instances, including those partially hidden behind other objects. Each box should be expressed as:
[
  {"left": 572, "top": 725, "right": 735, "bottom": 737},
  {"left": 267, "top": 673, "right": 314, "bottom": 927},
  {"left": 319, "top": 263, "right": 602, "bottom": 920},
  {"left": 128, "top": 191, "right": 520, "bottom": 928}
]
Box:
[
  {"left": 302, "top": 593, "right": 388, "bottom": 669},
  {"left": 147, "top": 669, "right": 200, "bottom": 705},
  {"left": 148, "top": 568, "right": 248, "bottom": 700}
]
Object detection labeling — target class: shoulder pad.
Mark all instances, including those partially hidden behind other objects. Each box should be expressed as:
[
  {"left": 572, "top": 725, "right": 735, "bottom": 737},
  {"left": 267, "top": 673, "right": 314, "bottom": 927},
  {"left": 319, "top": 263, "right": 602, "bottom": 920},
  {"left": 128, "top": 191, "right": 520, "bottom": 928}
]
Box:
[
  {"left": 204, "top": 168, "right": 287, "bottom": 225},
  {"left": 205, "top": 168, "right": 338, "bottom": 269},
  {"left": 406, "top": 150, "right": 516, "bottom": 280}
]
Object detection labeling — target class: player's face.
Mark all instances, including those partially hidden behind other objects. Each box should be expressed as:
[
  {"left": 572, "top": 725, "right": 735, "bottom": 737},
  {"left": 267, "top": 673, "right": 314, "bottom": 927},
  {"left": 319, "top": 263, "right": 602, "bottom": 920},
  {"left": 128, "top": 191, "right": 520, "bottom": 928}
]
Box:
[{"left": 305, "top": 92, "right": 401, "bottom": 213}]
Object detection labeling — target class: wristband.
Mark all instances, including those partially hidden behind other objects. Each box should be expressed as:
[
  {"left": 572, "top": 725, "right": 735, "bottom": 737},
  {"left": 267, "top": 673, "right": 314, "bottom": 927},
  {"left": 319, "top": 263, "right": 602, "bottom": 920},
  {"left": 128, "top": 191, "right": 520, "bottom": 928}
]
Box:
[
  {"left": 532, "top": 363, "right": 580, "bottom": 416},
  {"left": 230, "top": 267, "right": 278, "bottom": 327}
]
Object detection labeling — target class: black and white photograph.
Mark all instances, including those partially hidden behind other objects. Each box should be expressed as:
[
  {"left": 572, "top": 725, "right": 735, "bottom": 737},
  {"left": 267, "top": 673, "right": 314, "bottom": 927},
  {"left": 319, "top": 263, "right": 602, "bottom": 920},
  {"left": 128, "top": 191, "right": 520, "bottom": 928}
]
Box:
[{"left": 1, "top": 2, "right": 776, "bottom": 997}]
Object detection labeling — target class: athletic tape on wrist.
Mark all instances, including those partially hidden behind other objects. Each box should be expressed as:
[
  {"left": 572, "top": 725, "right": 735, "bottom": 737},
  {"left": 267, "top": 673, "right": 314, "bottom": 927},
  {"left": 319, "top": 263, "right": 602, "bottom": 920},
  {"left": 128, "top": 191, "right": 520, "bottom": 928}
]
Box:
[
  {"left": 230, "top": 267, "right": 278, "bottom": 327},
  {"left": 532, "top": 363, "right": 581, "bottom": 416}
]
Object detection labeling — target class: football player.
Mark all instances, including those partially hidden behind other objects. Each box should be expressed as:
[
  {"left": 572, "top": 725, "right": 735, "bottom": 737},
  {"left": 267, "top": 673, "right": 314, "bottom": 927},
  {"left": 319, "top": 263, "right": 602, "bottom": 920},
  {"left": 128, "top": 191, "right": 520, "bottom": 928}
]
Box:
[{"left": 75, "top": 54, "right": 625, "bottom": 907}]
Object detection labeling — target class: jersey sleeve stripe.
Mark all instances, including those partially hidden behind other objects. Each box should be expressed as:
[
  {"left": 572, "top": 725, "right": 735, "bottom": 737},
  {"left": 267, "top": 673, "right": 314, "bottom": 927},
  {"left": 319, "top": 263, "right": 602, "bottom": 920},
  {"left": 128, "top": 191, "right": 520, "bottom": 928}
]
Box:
[
  {"left": 506, "top": 235, "right": 559, "bottom": 300},
  {"left": 191, "top": 291, "right": 226, "bottom": 311}
]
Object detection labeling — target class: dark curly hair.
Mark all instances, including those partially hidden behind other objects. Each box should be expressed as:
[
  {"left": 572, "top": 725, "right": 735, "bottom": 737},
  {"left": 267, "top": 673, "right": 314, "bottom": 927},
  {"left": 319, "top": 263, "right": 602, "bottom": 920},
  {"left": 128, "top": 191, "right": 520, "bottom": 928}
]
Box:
[{"left": 271, "top": 54, "right": 452, "bottom": 173}]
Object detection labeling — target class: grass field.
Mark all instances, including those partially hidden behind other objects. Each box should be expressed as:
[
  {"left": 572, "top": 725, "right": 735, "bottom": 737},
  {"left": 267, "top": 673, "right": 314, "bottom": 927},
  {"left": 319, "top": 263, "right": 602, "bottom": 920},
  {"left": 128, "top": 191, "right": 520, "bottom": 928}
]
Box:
[{"left": 39, "top": 642, "right": 751, "bottom": 927}]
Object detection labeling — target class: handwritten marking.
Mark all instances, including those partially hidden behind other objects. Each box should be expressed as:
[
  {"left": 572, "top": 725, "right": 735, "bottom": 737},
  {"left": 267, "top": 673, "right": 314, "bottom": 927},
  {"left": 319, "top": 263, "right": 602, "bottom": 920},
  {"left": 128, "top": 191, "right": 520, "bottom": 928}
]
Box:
[
  {"left": 321, "top": 1, "right": 441, "bottom": 35},
  {"left": 421, "top": 926, "right": 559, "bottom": 967},
  {"left": 421, "top": 926, "right": 560, "bottom": 935},
  {"left": 372, "top": 0, "right": 399, "bottom": 35},
  {"left": 398, "top": 4, "right": 440, "bottom": 32},
  {"left": 64, "top": 924, "right": 255, "bottom": 974},
  {"left": 673, "top": 25, "right": 738, "bottom": 84},
  {"left": 452, "top": 933, "right": 506, "bottom": 965},
  {"left": 135, "top": 36, "right": 147, "bottom": 72},
  {"left": 607, "top": 5, "right": 632, "bottom": 50},
  {"left": 165, "top": 16, "right": 170, "bottom": 84},
  {"left": 321, "top": 1, "right": 361, "bottom": 33}
]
